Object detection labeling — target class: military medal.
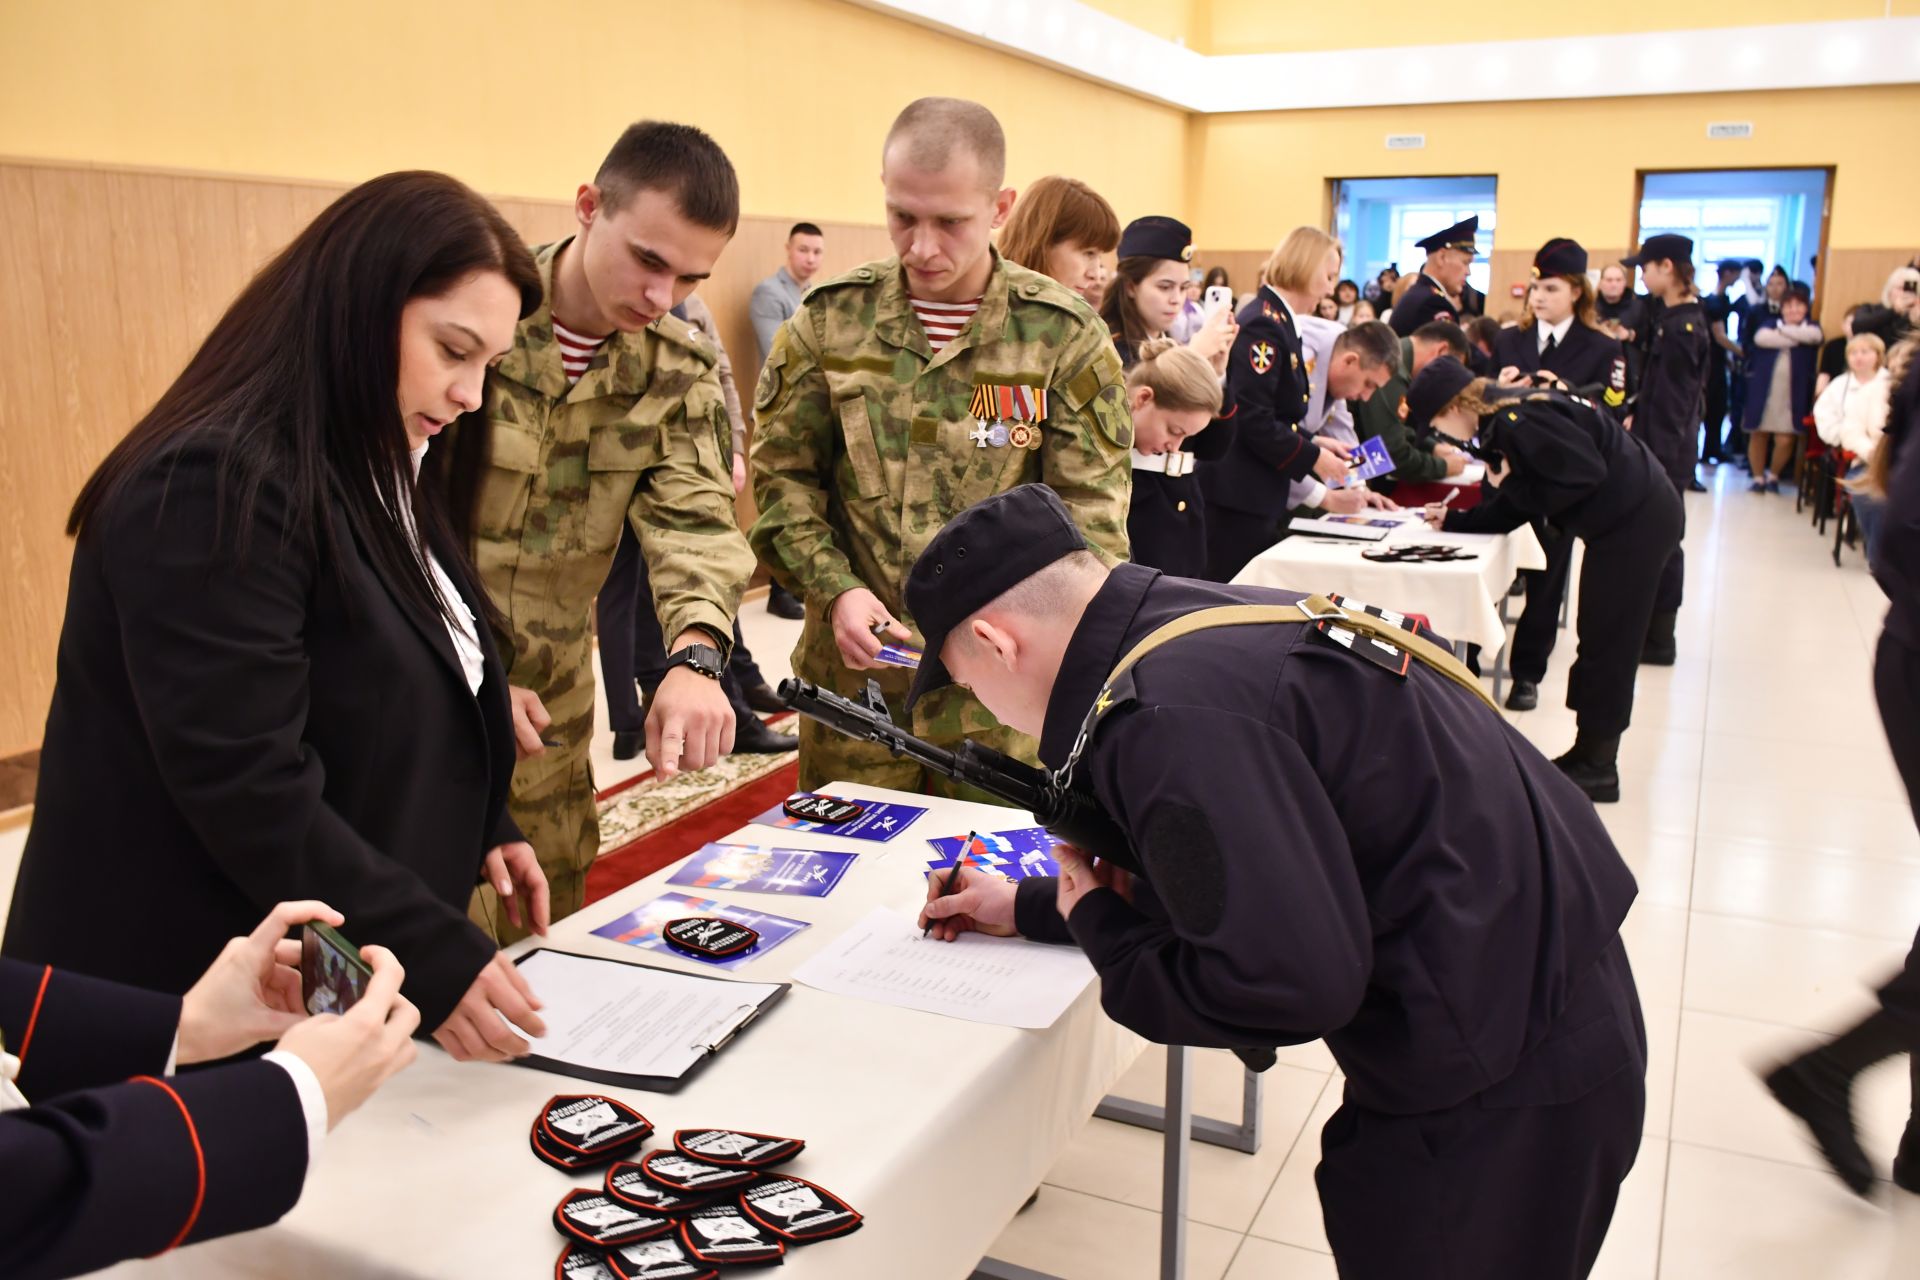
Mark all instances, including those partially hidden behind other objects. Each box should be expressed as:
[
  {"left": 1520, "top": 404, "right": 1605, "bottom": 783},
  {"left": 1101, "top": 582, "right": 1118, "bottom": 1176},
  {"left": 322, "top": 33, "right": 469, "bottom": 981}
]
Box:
[
  {"left": 672, "top": 1128, "right": 805, "bottom": 1170},
  {"left": 636, "top": 1149, "right": 759, "bottom": 1193},
  {"left": 782, "top": 794, "right": 863, "bottom": 823},
  {"left": 662, "top": 918, "right": 759, "bottom": 959},
  {"left": 677, "top": 1205, "right": 787, "bottom": 1267},
  {"left": 969, "top": 383, "right": 1047, "bottom": 450},
  {"left": 555, "top": 1190, "right": 675, "bottom": 1248},
  {"left": 741, "top": 1176, "right": 865, "bottom": 1244}
]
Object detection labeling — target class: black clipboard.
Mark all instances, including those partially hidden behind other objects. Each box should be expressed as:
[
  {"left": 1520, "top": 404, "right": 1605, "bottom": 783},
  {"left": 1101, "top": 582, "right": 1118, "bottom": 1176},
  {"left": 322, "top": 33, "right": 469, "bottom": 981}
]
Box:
[{"left": 510, "top": 947, "right": 790, "bottom": 1093}]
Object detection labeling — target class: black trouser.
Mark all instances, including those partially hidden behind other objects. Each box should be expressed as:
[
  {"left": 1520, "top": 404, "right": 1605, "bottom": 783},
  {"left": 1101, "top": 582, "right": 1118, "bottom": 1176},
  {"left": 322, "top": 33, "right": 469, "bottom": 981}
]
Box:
[
  {"left": 1567, "top": 479, "right": 1685, "bottom": 736},
  {"left": 1702, "top": 359, "right": 1729, "bottom": 462},
  {"left": 1874, "top": 631, "right": 1920, "bottom": 1039},
  {"left": 1316, "top": 939, "right": 1646, "bottom": 1280},
  {"left": 1643, "top": 434, "right": 1691, "bottom": 614},
  {"left": 1511, "top": 523, "right": 1573, "bottom": 684},
  {"left": 597, "top": 523, "right": 757, "bottom": 734},
  {"left": 1203, "top": 505, "right": 1281, "bottom": 584}
]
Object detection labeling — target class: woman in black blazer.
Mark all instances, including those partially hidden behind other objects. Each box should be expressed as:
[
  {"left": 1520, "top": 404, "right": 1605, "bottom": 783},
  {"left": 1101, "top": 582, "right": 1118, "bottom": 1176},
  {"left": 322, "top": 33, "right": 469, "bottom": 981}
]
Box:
[{"left": 4, "top": 171, "right": 551, "bottom": 1063}]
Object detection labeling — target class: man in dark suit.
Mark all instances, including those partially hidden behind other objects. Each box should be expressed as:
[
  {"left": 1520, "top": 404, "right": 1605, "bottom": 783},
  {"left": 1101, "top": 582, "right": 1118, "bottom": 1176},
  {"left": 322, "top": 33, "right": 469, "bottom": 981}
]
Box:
[
  {"left": 2, "top": 901, "right": 417, "bottom": 1280},
  {"left": 1389, "top": 216, "right": 1479, "bottom": 336}
]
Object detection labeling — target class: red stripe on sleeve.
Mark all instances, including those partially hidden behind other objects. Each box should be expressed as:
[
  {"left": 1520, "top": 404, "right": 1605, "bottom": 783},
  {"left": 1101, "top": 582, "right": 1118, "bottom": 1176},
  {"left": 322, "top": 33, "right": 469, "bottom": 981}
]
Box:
[
  {"left": 131, "top": 1076, "right": 208, "bottom": 1254},
  {"left": 15, "top": 964, "right": 51, "bottom": 1065}
]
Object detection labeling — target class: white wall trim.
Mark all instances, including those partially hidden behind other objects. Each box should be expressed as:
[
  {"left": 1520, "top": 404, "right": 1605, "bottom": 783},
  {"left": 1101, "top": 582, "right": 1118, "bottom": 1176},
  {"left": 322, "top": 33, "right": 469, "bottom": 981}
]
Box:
[{"left": 853, "top": 1, "right": 1920, "bottom": 112}]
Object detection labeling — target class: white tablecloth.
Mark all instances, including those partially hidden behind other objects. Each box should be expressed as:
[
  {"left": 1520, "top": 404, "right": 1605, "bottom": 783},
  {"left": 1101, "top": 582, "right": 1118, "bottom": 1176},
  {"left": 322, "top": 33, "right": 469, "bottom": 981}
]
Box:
[
  {"left": 1232, "top": 519, "right": 1546, "bottom": 652},
  {"left": 98, "top": 783, "right": 1143, "bottom": 1280}
]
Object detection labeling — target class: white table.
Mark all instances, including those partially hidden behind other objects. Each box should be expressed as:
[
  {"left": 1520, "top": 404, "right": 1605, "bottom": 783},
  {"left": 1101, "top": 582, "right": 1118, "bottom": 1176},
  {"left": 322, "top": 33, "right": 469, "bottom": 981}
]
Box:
[
  {"left": 1232, "top": 518, "right": 1545, "bottom": 656},
  {"left": 98, "top": 783, "right": 1145, "bottom": 1280}
]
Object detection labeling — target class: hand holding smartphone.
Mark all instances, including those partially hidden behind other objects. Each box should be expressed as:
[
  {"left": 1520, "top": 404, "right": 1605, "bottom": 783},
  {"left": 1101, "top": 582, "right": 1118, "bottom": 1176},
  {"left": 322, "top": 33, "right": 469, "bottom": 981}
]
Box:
[{"left": 302, "top": 921, "right": 374, "bottom": 1016}]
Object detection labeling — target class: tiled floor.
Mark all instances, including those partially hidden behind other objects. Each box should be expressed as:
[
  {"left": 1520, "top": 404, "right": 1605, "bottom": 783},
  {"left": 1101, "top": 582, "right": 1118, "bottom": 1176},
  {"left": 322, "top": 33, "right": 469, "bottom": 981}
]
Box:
[{"left": 978, "top": 470, "right": 1920, "bottom": 1280}]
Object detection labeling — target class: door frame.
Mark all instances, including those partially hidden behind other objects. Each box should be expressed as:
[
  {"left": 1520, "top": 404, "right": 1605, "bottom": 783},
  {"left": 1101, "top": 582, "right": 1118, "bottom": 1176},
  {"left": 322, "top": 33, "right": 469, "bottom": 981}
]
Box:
[{"left": 1629, "top": 165, "right": 1836, "bottom": 306}]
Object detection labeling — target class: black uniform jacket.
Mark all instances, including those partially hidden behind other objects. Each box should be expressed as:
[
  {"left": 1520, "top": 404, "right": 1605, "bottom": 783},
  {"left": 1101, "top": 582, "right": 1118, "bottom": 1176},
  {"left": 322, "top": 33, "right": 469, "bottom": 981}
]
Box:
[
  {"left": 1199, "top": 286, "right": 1317, "bottom": 517},
  {"left": 5, "top": 438, "right": 518, "bottom": 1031},
  {"left": 1491, "top": 321, "right": 1629, "bottom": 417},
  {"left": 1444, "top": 390, "right": 1670, "bottom": 541},
  {"left": 1018, "top": 563, "right": 1641, "bottom": 1114},
  {"left": 1635, "top": 299, "right": 1712, "bottom": 474},
  {"left": 1, "top": 957, "right": 306, "bottom": 1279},
  {"left": 1127, "top": 423, "right": 1233, "bottom": 578},
  {"left": 1877, "top": 372, "right": 1920, "bottom": 648},
  {"left": 1388, "top": 273, "right": 1459, "bottom": 336}
]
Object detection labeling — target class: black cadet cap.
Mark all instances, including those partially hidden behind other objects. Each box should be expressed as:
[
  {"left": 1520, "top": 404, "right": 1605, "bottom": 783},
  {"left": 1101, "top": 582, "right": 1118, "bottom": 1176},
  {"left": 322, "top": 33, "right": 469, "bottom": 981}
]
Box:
[
  {"left": 1622, "top": 233, "right": 1694, "bottom": 268},
  {"left": 1532, "top": 237, "right": 1587, "bottom": 279},
  {"left": 1118, "top": 216, "right": 1194, "bottom": 264},
  {"left": 903, "top": 485, "right": 1089, "bottom": 712},
  {"left": 1415, "top": 216, "right": 1479, "bottom": 256},
  {"left": 1404, "top": 355, "right": 1477, "bottom": 433}
]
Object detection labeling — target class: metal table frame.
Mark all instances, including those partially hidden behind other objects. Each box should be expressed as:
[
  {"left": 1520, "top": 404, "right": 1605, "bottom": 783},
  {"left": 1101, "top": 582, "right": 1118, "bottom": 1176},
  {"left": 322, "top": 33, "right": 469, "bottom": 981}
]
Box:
[{"left": 972, "top": 1048, "right": 1263, "bottom": 1280}]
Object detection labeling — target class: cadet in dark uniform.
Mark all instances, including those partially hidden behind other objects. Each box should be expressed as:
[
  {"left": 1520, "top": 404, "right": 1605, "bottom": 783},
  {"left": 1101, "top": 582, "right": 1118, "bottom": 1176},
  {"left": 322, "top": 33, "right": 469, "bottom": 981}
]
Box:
[
  {"left": 907, "top": 484, "right": 1645, "bottom": 1280},
  {"left": 1388, "top": 216, "right": 1478, "bottom": 337},
  {"left": 1119, "top": 337, "right": 1226, "bottom": 578},
  {"left": 2, "top": 900, "right": 419, "bottom": 1280},
  {"left": 1200, "top": 226, "right": 1352, "bottom": 581},
  {"left": 1766, "top": 357, "right": 1920, "bottom": 1197},
  {"left": 1622, "top": 234, "right": 1712, "bottom": 665},
  {"left": 1415, "top": 357, "right": 1681, "bottom": 802},
  {"left": 1484, "top": 238, "right": 1630, "bottom": 712}
]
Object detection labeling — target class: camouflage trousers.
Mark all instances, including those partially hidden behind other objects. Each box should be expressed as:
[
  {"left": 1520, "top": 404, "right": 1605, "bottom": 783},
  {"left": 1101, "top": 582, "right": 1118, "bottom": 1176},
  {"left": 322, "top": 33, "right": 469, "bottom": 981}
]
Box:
[
  {"left": 792, "top": 613, "right": 1036, "bottom": 803},
  {"left": 470, "top": 632, "right": 601, "bottom": 946}
]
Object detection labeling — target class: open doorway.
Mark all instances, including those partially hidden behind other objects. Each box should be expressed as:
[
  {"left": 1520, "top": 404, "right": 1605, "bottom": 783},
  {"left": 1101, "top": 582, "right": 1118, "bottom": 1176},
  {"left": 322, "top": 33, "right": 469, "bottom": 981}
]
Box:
[
  {"left": 1332, "top": 176, "right": 1497, "bottom": 298},
  {"left": 1634, "top": 167, "right": 1832, "bottom": 304}
]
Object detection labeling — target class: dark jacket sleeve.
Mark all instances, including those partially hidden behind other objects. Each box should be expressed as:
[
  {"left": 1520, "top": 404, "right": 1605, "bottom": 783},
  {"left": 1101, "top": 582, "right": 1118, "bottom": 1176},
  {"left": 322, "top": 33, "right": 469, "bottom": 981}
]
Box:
[
  {"left": 1643, "top": 317, "right": 1710, "bottom": 438},
  {"left": 0, "top": 960, "right": 307, "bottom": 1280},
  {"left": 1223, "top": 319, "right": 1316, "bottom": 483},
  {"left": 1068, "top": 707, "right": 1372, "bottom": 1047},
  {"left": 1353, "top": 379, "right": 1448, "bottom": 485},
  {"left": 1443, "top": 489, "right": 1530, "bottom": 535},
  {"left": 96, "top": 448, "right": 493, "bottom": 1030},
  {"left": 1875, "top": 429, "right": 1920, "bottom": 619},
  {"left": 1488, "top": 410, "right": 1610, "bottom": 518}
]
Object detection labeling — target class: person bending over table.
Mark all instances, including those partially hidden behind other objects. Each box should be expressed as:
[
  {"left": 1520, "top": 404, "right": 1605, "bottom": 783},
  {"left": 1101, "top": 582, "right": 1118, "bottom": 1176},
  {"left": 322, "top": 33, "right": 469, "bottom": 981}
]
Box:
[
  {"left": 909, "top": 483, "right": 1646, "bottom": 1280},
  {"left": 5, "top": 172, "right": 550, "bottom": 1064},
  {"left": 2, "top": 901, "right": 417, "bottom": 1280}
]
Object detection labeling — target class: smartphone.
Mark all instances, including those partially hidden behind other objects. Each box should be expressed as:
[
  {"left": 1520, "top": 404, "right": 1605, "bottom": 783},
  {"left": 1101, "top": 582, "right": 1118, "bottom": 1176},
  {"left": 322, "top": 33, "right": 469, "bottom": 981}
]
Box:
[
  {"left": 301, "top": 921, "right": 373, "bottom": 1016},
  {"left": 1203, "top": 285, "right": 1234, "bottom": 316}
]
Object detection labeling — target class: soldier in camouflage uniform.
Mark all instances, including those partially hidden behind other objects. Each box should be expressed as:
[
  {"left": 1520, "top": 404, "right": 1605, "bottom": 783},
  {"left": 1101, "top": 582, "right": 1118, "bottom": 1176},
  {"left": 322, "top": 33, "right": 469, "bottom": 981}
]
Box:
[
  {"left": 451, "top": 123, "right": 755, "bottom": 939},
  {"left": 749, "top": 98, "right": 1132, "bottom": 795}
]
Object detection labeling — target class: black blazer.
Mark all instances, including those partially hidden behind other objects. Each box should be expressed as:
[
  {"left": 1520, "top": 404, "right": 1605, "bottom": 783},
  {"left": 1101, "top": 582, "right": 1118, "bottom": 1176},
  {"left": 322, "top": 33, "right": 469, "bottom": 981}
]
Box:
[
  {"left": 1388, "top": 273, "right": 1460, "bottom": 336},
  {"left": 1199, "top": 287, "right": 1317, "bottom": 517},
  {"left": 2, "top": 956, "right": 307, "bottom": 1279},
  {"left": 1492, "top": 321, "right": 1629, "bottom": 417},
  {"left": 1446, "top": 390, "right": 1666, "bottom": 541},
  {"left": 4, "top": 439, "right": 518, "bottom": 1031}
]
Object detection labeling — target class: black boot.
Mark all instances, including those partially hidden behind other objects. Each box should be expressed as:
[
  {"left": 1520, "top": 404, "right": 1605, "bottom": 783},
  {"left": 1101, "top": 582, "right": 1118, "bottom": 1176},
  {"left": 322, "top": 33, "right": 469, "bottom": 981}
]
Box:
[
  {"left": 767, "top": 583, "right": 805, "bottom": 620},
  {"left": 1553, "top": 732, "right": 1620, "bottom": 803},
  {"left": 1504, "top": 679, "right": 1539, "bottom": 712},
  {"left": 1764, "top": 1011, "right": 1910, "bottom": 1198},
  {"left": 732, "top": 716, "right": 799, "bottom": 755},
  {"left": 1640, "top": 610, "right": 1677, "bottom": 666},
  {"left": 742, "top": 680, "right": 788, "bottom": 715},
  {"left": 1894, "top": 1056, "right": 1920, "bottom": 1194},
  {"left": 611, "top": 730, "right": 644, "bottom": 761}
]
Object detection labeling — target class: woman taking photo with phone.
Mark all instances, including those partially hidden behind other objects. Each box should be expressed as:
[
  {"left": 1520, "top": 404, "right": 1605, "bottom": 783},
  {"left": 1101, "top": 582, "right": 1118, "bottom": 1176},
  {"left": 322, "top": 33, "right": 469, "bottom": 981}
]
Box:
[
  {"left": 4, "top": 171, "right": 553, "bottom": 1066},
  {"left": 1100, "top": 215, "right": 1237, "bottom": 374}
]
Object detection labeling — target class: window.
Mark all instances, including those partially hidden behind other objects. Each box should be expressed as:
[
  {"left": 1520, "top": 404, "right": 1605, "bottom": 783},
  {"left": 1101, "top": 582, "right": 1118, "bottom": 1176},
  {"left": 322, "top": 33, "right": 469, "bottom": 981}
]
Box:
[
  {"left": 1388, "top": 203, "right": 1497, "bottom": 295},
  {"left": 1637, "top": 193, "right": 1812, "bottom": 284}
]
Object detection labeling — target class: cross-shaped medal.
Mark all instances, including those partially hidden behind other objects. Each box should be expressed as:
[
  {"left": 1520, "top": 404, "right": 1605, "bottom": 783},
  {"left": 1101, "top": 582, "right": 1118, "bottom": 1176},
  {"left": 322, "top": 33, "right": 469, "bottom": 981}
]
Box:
[{"left": 970, "top": 420, "right": 994, "bottom": 448}]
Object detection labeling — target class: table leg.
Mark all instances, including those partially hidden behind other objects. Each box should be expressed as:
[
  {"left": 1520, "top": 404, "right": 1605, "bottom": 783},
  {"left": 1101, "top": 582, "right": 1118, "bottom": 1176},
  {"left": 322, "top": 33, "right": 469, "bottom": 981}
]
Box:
[{"left": 1093, "top": 1061, "right": 1264, "bottom": 1154}]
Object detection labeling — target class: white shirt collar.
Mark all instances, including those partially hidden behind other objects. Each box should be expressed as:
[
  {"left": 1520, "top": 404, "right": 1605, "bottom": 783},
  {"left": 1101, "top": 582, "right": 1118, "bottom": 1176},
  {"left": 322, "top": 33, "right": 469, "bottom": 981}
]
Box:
[
  {"left": 1539, "top": 316, "right": 1574, "bottom": 352},
  {"left": 409, "top": 440, "right": 430, "bottom": 480}
]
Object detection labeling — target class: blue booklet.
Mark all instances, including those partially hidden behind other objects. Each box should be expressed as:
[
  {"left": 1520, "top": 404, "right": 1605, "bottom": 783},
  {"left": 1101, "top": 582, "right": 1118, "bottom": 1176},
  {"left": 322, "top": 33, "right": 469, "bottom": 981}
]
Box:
[
  {"left": 591, "top": 891, "right": 810, "bottom": 970},
  {"left": 1331, "top": 435, "right": 1397, "bottom": 487},
  {"left": 666, "top": 843, "right": 856, "bottom": 897},
  {"left": 751, "top": 794, "right": 927, "bottom": 843},
  {"left": 926, "top": 827, "right": 1064, "bottom": 880}
]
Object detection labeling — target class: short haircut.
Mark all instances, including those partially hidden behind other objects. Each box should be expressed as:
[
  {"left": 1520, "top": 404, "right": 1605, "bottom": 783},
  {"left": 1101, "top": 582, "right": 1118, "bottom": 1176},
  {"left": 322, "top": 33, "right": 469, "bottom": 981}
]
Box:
[
  {"left": 963, "top": 550, "right": 1107, "bottom": 634},
  {"left": 596, "top": 121, "right": 739, "bottom": 233},
  {"left": 1412, "top": 320, "right": 1471, "bottom": 361},
  {"left": 998, "top": 176, "right": 1120, "bottom": 272},
  {"left": 788, "top": 222, "right": 823, "bottom": 240},
  {"left": 1262, "top": 227, "right": 1342, "bottom": 293},
  {"left": 1849, "top": 332, "right": 1888, "bottom": 363},
  {"left": 1745, "top": 258, "right": 1764, "bottom": 272},
  {"left": 1468, "top": 316, "right": 1504, "bottom": 348},
  {"left": 883, "top": 97, "right": 1007, "bottom": 189},
  {"left": 1335, "top": 321, "right": 1398, "bottom": 370}
]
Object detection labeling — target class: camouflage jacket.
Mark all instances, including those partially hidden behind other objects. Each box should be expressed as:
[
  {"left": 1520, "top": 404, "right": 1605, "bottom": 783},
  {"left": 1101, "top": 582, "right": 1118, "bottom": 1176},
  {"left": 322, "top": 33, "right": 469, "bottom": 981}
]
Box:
[
  {"left": 748, "top": 251, "right": 1132, "bottom": 622},
  {"left": 468, "top": 240, "right": 753, "bottom": 687}
]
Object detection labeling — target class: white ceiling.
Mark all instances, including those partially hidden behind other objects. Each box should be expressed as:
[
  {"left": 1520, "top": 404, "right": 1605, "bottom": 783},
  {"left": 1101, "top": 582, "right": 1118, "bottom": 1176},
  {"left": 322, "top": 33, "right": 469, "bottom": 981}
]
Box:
[{"left": 853, "top": 1, "right": 1920, "bottom": 112}]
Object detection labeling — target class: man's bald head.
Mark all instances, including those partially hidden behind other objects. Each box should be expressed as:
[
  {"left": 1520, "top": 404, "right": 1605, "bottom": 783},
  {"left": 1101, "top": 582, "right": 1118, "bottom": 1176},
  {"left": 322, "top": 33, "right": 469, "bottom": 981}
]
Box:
[{"left": 883, "top": 97, "right": 1007, "bottom": 191}]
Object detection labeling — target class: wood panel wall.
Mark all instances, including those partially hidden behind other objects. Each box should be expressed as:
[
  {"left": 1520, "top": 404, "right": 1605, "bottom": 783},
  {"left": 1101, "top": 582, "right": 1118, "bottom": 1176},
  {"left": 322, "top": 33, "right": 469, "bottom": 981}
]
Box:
[{"left": 0, "top": 158, "right": 891, "bottom": 755}]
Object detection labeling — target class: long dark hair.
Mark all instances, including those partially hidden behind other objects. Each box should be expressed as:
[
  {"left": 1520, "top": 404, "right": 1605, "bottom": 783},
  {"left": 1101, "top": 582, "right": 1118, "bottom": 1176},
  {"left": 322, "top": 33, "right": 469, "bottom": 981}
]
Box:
[
  {"left": 1100, "top": 256, "right": 1171, "bottom": 351},
  {"left": 69, "top": 170, "right": 541, "bottom": 629}
]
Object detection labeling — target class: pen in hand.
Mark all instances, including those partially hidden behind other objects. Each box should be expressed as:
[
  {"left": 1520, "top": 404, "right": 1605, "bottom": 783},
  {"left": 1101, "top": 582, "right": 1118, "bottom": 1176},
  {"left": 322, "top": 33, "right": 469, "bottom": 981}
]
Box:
[{"left": 925, "top": 831, "right": 979, "bottom": 939}]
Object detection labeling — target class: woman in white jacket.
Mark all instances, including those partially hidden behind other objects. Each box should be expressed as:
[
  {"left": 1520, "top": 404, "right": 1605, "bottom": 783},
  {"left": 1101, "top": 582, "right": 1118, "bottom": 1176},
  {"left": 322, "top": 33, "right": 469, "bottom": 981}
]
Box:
[{"left": 1813, "top": 331, "right": 1891, "bottom": 562}]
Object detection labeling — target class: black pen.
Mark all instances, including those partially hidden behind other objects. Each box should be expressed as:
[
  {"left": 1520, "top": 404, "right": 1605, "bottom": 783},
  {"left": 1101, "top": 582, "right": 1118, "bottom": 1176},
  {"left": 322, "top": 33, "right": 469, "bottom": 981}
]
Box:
[{"left": 924, "top": 830, "right": 979, "bottom": 939}]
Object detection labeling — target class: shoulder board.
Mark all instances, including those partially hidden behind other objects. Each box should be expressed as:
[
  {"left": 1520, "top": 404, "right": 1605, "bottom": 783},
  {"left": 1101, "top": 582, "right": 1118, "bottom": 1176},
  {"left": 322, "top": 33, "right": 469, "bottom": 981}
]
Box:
[
  {"left": 647, "top": 313, "right": 716, "bottom": 367},
  {"left": 805, "top": 259, "right": 892, "bottom": 298},
  {"left": 1004, "top": 261, "right": 1092, "bottom": 315}
]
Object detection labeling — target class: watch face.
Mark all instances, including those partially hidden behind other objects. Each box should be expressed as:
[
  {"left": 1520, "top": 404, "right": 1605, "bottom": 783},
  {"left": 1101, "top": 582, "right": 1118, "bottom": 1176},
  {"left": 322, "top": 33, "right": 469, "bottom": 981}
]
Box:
[{"left": 673, "top": 644, "right": 723, "bottom": 677}]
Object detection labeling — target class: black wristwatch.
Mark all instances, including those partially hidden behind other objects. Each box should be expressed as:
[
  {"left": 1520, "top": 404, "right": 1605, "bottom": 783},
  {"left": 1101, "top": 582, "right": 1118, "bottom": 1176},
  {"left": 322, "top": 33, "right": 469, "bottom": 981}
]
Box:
[{"left": 664, "top": 642, "right": 725, "bottom": 680}]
